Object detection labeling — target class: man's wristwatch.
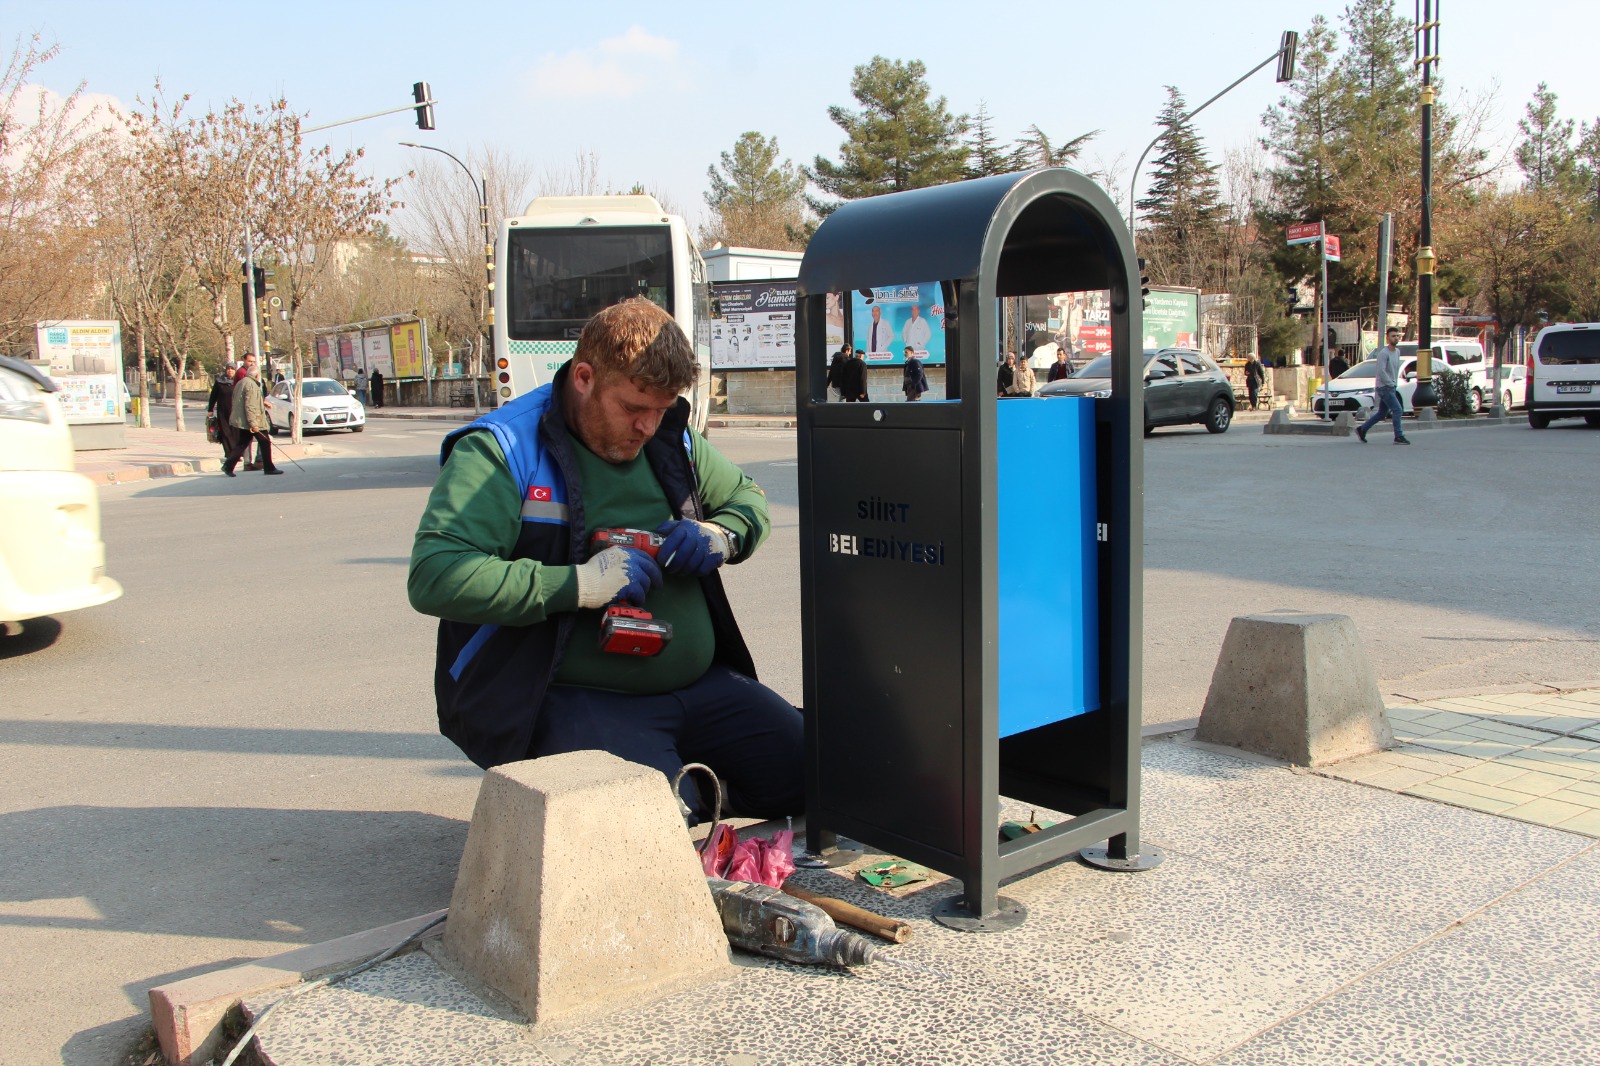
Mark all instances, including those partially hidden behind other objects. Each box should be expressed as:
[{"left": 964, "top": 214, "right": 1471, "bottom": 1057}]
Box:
[{"left": 715, "top": 524, "right": 740, "bottom": 560}]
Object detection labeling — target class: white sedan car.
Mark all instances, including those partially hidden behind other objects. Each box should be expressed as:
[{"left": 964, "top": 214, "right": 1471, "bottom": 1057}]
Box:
[
  {"left": 264, "top": 378, "right": 366, "bottom": 434},
  {"left": 0, "top": 356, "right": 123, "bottom": 622}
]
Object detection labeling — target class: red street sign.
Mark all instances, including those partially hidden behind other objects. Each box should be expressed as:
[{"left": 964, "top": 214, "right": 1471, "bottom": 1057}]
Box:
[
  {"left": 1324, "top": 235, "right": 1341, "bottom": 262},
  {"left": 1286, "top": 222, "right": 1323, "bottom": 245}
]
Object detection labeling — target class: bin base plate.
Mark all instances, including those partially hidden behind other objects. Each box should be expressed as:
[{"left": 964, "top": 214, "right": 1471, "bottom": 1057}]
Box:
[
  {"left": 932, "top": 895, "right": 1027, "bottom": 932},
  {"left": 1079, "top": 843, "right": 1166, "bottom": 872},
  {"left": 792, "top": 840, "right": 864, "bottom": 869}
]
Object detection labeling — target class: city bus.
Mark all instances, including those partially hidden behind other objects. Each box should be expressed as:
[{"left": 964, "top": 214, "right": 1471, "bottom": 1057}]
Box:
[{"left": 493, "top": 194, "right": 713, "bottom": 432}]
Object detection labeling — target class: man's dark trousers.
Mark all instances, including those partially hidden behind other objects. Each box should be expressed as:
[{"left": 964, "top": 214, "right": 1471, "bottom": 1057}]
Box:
[
  {"left": 528, "top": 665, "right": 803, "bottom": 820},
  {"left": 224, "top": 429, "right": 278, "bottom": 473}
]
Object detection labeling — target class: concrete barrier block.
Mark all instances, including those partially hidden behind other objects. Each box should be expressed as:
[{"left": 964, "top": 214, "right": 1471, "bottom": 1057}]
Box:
[
  {"left": 1195, "top": 613, "right": 1392, "bottom": 766},
  {"left": 443, "top": 751, "right": 731, "bottom": 1028}
]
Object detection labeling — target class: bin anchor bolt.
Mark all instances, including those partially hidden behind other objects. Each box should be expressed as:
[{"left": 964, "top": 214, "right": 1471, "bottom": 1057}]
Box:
[{"left": 1079, "top": 841, "right": 1166, "bottom": 873}]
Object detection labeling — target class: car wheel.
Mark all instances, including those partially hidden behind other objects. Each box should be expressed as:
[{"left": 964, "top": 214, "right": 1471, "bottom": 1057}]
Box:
[
  {"left": 1468, "top": 388, "right": 1483, "bottom": 414},
  {"left": 1529, "top": 411, "right": 1551, "bottom": 429},
  {"left": 1204, "top": 396, "right": 1232, "bottom": 434},
  {"left": 1142, "top": 406, "right": 1154, "bottom": 437},
  {"left": 1503, "top": 390, "right": 1513, "bottom": 411},
  {"left": 350, "top": 425, "right": 364, "bottom": 433}
]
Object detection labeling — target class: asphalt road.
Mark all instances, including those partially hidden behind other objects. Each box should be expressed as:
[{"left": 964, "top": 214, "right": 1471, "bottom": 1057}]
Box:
[{"left": 4, "top": 414, "right": 1599, "bottom": 1064}]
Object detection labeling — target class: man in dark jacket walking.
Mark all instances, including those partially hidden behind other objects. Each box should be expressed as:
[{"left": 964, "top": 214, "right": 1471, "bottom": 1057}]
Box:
[
  {"left": 840, "top": 345, "right": 868, "bottom": 402},
  {"left": 407, "top": 298, "right": 800, "bottom": 819}
]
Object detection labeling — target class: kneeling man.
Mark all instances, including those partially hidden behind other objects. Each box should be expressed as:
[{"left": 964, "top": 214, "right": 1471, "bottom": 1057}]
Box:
[{"left": 409, "top": 298, "right": 802, "bottom": 818}]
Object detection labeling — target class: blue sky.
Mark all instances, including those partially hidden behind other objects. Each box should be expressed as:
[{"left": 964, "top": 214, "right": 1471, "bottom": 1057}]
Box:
[{"left": 8, "top": 1, "right": 1598, "bottom": 237}]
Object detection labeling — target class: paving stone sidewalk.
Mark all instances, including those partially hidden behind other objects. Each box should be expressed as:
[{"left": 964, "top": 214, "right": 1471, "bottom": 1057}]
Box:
[
  {"left": 1317, "top": 688, "right": 1600, "bottom": 837},
  {"left": 231, "top": 731, "right": 1600, "bottom": 1066}
]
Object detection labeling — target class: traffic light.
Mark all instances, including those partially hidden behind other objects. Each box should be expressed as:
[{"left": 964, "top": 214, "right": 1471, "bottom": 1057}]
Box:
[
  {"left": 1276, "top": 31, "right": 1299, "bottom": 83},
  {"left": 1137, "top": 258, "right": 1150, "bottom": 309},
  {"left": 253, "top": 266, "right": 275, "bottom": 301},
  {"left": 1286, "top": 285, "right": 1299, "bottom": 314},
  {"left": 413, "top": 82, "right": 435, "bottom": 131},
  {"left": 241, "top": 283, "right": 253, "bottom": 324}
]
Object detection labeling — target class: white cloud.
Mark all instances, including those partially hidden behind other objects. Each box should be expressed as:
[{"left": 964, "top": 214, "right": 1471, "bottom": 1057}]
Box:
[{"left": 527, "top": 26, "right": 686, "bottom": 100}]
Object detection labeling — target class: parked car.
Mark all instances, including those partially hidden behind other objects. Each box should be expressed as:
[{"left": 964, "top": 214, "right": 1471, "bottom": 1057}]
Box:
[
  {"left": 0, "top": 355, "right": 123, "bottom": 623},
  {"left": 264, "top": 377, "right": 366, "bottom": 434},
  {"left": 1038, "top": 347, "right": 1234, "bottom": 434},
  {"left": 1527, "top": 322, "right": 1600, "bottom": 428},
  {"left": 1486, "top": 364, "right": 1527, "bottom": 410}
]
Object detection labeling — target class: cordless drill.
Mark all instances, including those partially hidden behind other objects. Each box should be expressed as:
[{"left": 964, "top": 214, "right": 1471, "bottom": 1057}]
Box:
[{"left": 590, "top": 528, "right": 673, "bottom": 656}]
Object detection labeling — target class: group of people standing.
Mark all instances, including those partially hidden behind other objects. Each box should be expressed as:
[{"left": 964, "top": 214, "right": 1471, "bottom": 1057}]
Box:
[
  {"left": 825, "top": 344, "right": 932, "bottom": 403},
  {"left": 205, "top": 351, "right": 282, "bottom": 476},
  {"left": 997, "top": 351, "right": 1037, "bottom": 397}
]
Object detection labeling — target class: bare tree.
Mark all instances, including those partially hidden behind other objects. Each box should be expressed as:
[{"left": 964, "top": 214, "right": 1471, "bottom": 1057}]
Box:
[
  {"left": 0, "top": 35, "right": 109, "bottom": 352},
  {"left": 256, "top": 115, "right": 403, "bottom": 442},
  {"left": 537, "top": 149, "right": 606, "bottom": 197}
]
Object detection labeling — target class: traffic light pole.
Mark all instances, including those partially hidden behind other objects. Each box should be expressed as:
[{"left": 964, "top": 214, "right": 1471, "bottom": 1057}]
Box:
[
  {"left": 1127, "top": 32, "right": 1298, "bottom": 239},
  {"left": 1413, "top": 1, "right": 1440, "bottom": 409},
  {"left": 239, "top": 86, "right": 437, "bottom": 367},
  {"left": 399, "top": 142, "right": 491, "bottom": 417}
]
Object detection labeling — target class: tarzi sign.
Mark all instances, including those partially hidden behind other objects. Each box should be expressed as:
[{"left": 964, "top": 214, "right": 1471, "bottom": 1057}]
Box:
[
  {"left": 850, "top": 282, "right": 946, "bottom": 365},
  {"left": 710, "top": 281, "right": 797, "bottom": 368}
]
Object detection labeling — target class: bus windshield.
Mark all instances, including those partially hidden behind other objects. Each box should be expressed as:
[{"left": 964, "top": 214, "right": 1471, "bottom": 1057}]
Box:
[{"left": 506, "top": 226, "right": 673, "bottom": 341}]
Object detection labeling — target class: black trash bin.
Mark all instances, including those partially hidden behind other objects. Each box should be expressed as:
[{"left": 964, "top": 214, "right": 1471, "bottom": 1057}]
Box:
[{"left": 795, "top": 168, "right": 1155, "bottom": 923}]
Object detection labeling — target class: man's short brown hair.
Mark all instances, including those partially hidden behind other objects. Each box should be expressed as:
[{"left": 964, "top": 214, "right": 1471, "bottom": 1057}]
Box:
[{"left": 573, "top": 297, "right": 698, "bottom": 394}]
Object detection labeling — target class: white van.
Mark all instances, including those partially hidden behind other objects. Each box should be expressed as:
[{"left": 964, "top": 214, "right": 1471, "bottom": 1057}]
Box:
[
  {"left": 1527, "top": 323, "right": 1600, "bottom": 428},
  {"left": 1399, "top": 340, "right": 1491, "bottom": 412}
]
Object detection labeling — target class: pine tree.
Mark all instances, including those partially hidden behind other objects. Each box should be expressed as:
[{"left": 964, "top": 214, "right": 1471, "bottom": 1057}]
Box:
[
  {"left": 963, "top": 102, "right": 1010, "bottom": 178},
  {"left": 806, "top": 57, "right": 967, "bottom": 214},
  {"left": 701, "top": 132, "right": 808, "bottom": 249},
  {"left": 1516, "top": 83, "right": 1576, "bottom": 192},
  {"left": 1136, "top": 87, "right": 1223, "bottom": 250},
  {"left": 1261, "top": 14, "right": 1343, "bottom": 223}
]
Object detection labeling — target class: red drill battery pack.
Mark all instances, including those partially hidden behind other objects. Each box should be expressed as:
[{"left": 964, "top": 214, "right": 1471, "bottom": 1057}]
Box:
[
  {"left": 598, "top": 605, "right": 673, "bottom": 656},
  {"left": 590, "top": 528, "right": 665, "bottom": 557}
]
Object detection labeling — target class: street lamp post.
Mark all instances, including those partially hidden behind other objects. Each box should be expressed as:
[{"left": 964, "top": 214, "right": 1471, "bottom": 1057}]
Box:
[
  {"left": 1128, "top": 31, "right": 1299, "bottom": 238},
  {"left": 400, "top": 142, "right": 492, "bottom": 418},
  {"left": 1412, "top": 1, "right": 1441, "bottom": 410}
]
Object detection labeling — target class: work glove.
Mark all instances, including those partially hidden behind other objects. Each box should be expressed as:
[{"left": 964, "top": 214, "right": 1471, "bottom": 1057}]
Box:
[
  {"left": 575, "top": 546, "right": 662, "bottom": 609},
  {"left": 654, "top": 519, "right": 734, "bottom": 577}
]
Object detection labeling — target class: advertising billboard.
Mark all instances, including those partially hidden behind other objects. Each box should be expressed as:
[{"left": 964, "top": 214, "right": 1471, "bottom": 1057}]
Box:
[
  {"left": 1142, "top": 287, "right": 1201, "bottom": 349},
  {"left": 850, "top": 282, "right": 946, "bottom": 365},
  {"left": 390, "top": 321, "right": 425, "bottom": 378},
  {"left": 362, "top": 329, "right": 394, "bottom": 377},
  {"left": 710, "top": 281, "right": 797, "bottom": 369},
  {"left": 35, "top": 321, "right": 124, "bottom": 425}
]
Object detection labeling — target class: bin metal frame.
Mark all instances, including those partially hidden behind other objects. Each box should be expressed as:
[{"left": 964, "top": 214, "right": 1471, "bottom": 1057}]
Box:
[{"left": 795, "top": 168, "right": 1148, "bottom": 919}]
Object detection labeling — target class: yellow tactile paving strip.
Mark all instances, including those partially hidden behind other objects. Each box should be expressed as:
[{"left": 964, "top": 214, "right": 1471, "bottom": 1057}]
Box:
[{"left": 1317, "top": 689, "right": 1600, "bottom": 837}]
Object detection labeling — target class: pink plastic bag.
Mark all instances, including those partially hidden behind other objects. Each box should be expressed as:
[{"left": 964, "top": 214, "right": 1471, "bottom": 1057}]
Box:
[{"left": 722, "top": 830, "right": 796, "bottom": 888}]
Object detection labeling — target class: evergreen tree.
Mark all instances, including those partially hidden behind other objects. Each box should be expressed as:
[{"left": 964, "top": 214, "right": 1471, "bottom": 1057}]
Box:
[
  {"left": 1516, "top": 83, "right": 1576, "bottom": 192},
  {"left": 806, "top": 56, "right": 967, "bottom": 214},
  {"left": 1012, "top": 124, "right": 1098, "bottom": 169},
  {"left": 963, "top": 102, "right": 1010, "bottom": 178},
  {"left": 1136, "top": 87, "right": 1223, "bottom": 258},
  {"left": 1261, "top": 14, "right": 1343, "bottom": 222},
  {"left": 700, "top": 132, "right": 808, "bottom": 250}
]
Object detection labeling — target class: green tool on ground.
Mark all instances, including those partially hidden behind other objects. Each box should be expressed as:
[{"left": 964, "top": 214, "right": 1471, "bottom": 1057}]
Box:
[{"left": 858, "top": 860, "right": 930, "bottom": 889}]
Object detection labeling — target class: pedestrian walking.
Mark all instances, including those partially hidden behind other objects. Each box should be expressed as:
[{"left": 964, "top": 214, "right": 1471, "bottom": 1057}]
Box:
[
  {"left": 1356, "top": 327, "right": 1411, "bottom": 445},
  {"left": 901, "top": 346, "right": 928, "bottom": 401},
  {"left": 224, "top": 352, "right": 285, "bottom": 475},
  {"left": 206, "top": 363, "right": 240, "bottom": 461},
  {"left": 1245, "top": 355, "right": 1266, "bottom": 410},
  {"left": 841, "top": 345, "right": 868, "bottom": 402},
  {"left": 370, "top": 368, "right": 385, "bottom": 408},
  {"left": 826, "top": 347, "right": 849, "bottom": 403}
]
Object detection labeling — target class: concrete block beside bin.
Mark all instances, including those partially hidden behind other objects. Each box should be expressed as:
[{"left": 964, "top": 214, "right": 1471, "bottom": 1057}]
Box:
[{"left": 1196, "top": 612, "right": 1392, "bottom": 766}]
